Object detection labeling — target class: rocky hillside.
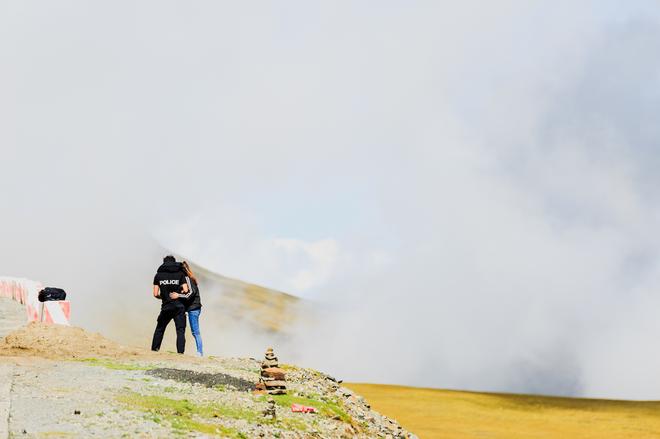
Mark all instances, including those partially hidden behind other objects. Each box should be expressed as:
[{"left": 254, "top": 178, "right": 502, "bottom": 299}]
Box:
[{"left": 0, "top": 303, "right": 415, "bottom": 438}]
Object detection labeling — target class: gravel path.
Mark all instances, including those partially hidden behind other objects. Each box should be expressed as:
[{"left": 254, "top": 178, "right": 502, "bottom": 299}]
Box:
[
  {"left": 0, "top": 365, "right": 12, "bottom": 439},
  {"left": 0, "top": 298, "right": 24, "bottom": 439},
  {"left": 8, "top": 359, "right": 174, "bottom": 438},
  {"left": 0, "top": 298, "right": 26, "bottom": 339}
]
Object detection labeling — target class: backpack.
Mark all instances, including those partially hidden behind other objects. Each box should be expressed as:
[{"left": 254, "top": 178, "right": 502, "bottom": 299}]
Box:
[{"left": 38, "top": 287, "right": 67, "bottom": 302}]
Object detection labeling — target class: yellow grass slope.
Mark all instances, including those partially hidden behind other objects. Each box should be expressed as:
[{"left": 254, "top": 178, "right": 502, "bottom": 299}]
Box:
[
  {"left": 186, "top": 258, "right": 304, "bottom": 333},
  {"left": 346, "top": 383, "right": 660, "bottom": 439}
]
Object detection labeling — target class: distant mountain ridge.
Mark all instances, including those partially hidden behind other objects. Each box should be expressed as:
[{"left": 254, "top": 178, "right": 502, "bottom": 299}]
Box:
[{"left": 183, "top": 257, "right": 303, "bottom": 333}]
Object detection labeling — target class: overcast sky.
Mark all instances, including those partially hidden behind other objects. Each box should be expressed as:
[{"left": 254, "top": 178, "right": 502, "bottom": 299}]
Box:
[{"left": 3, "top": 1, "right": 660, "bottom": 399}]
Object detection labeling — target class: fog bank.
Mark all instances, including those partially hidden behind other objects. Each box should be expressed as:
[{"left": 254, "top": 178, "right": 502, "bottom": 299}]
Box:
[{"left": 3, "top": 1, "right": 660, "bottom": 399}]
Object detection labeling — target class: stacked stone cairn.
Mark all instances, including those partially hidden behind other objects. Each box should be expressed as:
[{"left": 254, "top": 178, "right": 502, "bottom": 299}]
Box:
[{"left": 257, "top": 347, "right": 287, "bottom": 395}]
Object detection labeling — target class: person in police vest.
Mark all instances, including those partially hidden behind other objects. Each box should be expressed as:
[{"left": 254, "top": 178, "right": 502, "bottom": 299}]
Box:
[{"left": 151, "top": 255, "right": 188, "bottom": 354}]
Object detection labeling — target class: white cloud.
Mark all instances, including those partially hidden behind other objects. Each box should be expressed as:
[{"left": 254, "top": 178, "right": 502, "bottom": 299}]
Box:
[
  {"left": 154, "top": 206, "right": 345, "bottom": 296},
  {"left": 3, "top": 0, "right": 660, "bottom": 399},
  {"left": 270, "top": 238, "right": 339, "bottom": 292}
]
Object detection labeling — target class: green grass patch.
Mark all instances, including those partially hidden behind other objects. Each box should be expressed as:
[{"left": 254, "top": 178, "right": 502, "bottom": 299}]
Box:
[
  {"left": 166, "top": 415, "right": 237, "bottom": 437},
  {"left": 120, "top": 392, "right": 261, "bottom": 421},
  {"left": 117, "top": 392, "right": 308, "bottom": 436},
  {"left": 117, "top": 392, "right": 248, "bottom": 437},
  {"left": 262, "top": 393, "right": 352, "bottom": 424},
  {"left": 78, "top": 358, "right": 153, "bottom": 371}
]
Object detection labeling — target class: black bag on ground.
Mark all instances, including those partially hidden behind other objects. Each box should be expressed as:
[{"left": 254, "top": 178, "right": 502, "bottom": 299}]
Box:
[{"left": 38, "top": 287, "right": 66, "bottom": 302}]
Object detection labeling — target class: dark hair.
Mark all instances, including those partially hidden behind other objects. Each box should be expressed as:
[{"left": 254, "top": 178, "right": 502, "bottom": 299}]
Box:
[{"left": 163, "top": 255, "right": 176, "bottom": 263}]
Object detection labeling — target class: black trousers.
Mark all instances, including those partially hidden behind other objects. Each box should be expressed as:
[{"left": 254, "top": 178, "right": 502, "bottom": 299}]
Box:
[{"left": 151, "top": 302, "right": 186, "bottom": 354}]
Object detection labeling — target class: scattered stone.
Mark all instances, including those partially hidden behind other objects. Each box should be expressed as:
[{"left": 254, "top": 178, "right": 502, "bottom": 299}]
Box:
[
  {"left": 147, "top": 368, "right": 255, "bottom": 392},
  {"left": 74, "top": 410, "right": 81, "bottom": 415}
]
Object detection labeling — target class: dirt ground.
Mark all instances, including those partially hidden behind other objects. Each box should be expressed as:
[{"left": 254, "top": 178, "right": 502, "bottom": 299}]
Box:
[
  {"left": 0, "top": 302, "right": 413, "bottom": 438},
  {"left": 0, "top": 321, "right": 207, "bottom": 366}
]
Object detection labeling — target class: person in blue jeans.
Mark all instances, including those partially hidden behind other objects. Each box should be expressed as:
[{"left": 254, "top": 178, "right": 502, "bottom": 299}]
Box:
[{"left": 180, "top": 261, "right": 203, "bottom": 356}]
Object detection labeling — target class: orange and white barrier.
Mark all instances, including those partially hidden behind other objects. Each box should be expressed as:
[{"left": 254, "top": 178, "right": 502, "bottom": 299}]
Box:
[
  {"left": 40, "top": 301, "right": 71, "bottom": 325},
  {"left": 0, "top": 277, "right": 70, "bottom": 325}
]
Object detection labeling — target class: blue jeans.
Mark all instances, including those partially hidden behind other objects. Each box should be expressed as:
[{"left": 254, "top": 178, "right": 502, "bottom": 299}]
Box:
[{"left": 187, "top": 309, "right": 203, "bottom": 356}]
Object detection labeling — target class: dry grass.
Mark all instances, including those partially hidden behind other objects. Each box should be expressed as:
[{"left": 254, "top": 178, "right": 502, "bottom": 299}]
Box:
[{"left": 346, "top": 383, "right": 660, "bottom": 439}]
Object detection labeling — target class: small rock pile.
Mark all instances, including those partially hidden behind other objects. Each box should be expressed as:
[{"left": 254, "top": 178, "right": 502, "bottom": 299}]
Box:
[
  {"left": 262, "top": 397, "right": 276, "bottom": 420},
  {"left": 256, "top": 347, "right": 287, "bottom": 395}
]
